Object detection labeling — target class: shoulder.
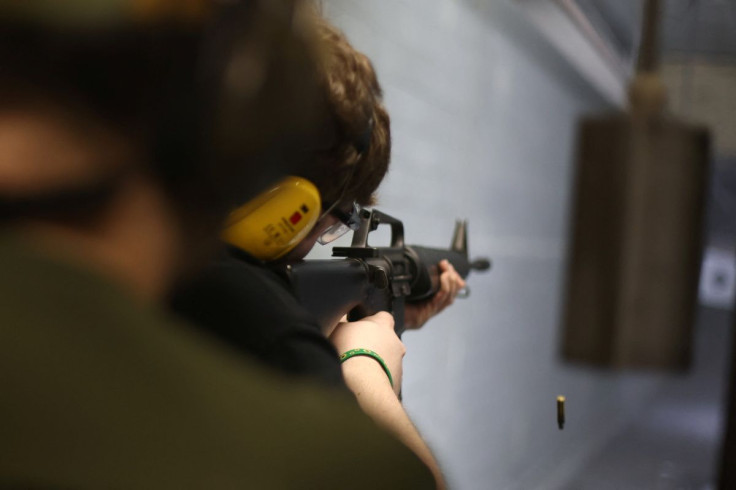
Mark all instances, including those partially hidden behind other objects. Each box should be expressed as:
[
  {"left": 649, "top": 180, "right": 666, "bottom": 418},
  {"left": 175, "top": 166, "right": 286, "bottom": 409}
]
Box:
[
  {"left": 170, "top": 249, "right": 345, "bottom": 385},
  {"left": 173, "top": 251, "right": 315, "bottom": 331}
]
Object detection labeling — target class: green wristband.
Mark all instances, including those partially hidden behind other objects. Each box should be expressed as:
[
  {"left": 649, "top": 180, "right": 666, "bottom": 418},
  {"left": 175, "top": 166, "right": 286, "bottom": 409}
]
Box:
[{"left": 339, "top": 348, "right": 394, "bottom": 388}]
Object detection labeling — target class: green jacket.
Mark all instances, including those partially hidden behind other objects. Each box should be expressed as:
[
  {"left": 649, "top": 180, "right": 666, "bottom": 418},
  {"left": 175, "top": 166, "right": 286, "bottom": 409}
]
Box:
[{"left": 0, "top": 234, "right": 433, "bottom": 489}]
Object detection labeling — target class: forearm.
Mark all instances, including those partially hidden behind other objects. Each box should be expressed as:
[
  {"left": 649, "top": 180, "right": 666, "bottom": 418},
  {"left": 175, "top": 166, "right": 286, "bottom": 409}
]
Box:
[{"left": 341, "top": 357, "right": 446, "bottom": 489}]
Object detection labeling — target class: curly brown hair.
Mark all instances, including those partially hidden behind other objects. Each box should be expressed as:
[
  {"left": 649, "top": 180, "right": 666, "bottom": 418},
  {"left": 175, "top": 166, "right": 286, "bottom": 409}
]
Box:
[{"left": 298, "top": 15, "right": 390, "bottom": 207}]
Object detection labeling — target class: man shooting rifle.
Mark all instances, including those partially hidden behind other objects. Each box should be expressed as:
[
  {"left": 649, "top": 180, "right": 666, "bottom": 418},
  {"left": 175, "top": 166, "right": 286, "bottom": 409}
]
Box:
[{"left": 172, "top": 13, "right": 472, "bottom": 488}]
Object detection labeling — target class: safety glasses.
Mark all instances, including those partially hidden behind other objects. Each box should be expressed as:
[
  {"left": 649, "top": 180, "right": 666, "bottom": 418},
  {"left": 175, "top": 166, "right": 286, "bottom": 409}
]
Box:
[{"left": 317, "top": 201, "right": 361, "bottom": 245}]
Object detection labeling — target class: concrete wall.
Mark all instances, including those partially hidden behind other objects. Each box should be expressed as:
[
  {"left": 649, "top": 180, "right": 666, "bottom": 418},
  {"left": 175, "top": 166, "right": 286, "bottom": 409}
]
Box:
[{"left": 310, "top": 1, "right": 670, "bottom": 488}]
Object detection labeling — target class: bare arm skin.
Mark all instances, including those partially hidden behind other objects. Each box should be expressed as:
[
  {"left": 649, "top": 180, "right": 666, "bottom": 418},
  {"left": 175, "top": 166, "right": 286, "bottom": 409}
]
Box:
[{"left": 329, "top": 312, "right": 446, "bottom": 489}]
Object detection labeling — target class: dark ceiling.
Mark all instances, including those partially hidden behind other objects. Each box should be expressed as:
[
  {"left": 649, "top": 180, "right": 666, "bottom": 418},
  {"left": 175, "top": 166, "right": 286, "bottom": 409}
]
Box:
[{"left": 574, "top": 0, "right": 736, "bottom": 63}]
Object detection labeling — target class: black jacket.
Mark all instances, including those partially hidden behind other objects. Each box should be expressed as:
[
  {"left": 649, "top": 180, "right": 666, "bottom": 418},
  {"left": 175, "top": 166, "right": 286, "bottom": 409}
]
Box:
[{"left": 172, "top": 246, "right": 345, "bottom": 388}]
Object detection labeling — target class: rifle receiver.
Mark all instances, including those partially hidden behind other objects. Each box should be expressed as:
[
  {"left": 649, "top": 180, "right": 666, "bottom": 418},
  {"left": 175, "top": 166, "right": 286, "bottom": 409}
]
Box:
[{"left": 281, "top": 209, "right": 491, "bottom": 335}]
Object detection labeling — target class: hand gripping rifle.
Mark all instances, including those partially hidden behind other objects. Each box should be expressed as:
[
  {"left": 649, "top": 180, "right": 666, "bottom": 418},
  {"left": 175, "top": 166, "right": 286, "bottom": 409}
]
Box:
[{"left": 279, "top": 209, "right": 491, "bottom": 335}]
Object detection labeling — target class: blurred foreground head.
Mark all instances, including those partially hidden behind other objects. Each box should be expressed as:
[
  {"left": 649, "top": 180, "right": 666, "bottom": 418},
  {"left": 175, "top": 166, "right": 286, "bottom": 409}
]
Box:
[{"left": 0, "top": 0, "right": 328, "bottom": 292}]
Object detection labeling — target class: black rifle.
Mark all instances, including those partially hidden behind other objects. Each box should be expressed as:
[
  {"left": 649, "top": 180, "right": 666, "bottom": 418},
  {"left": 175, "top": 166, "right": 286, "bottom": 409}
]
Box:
[{"left": 279, "top": 209, "right": 491, "bottom": 335}]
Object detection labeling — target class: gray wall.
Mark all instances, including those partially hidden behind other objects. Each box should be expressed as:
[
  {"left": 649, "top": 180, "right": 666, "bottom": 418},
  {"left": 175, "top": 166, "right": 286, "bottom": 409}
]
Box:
[{"left": 311, "top": 1, "right": 674, "bottom": 488}]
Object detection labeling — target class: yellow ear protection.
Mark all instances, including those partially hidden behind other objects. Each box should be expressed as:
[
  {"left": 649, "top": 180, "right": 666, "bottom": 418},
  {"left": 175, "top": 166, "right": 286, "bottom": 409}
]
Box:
[
  {"left": 222, "top": 176, "right": 322, "bottom": 261},
  {"left": 223, "top": 114, "right": 376, "bottom": 261}
]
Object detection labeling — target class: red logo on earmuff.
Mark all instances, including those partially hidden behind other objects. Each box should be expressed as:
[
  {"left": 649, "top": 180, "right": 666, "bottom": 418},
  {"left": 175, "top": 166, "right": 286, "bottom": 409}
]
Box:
[{"left": 289, "top": 212, "right": 302, "bottom": 225}]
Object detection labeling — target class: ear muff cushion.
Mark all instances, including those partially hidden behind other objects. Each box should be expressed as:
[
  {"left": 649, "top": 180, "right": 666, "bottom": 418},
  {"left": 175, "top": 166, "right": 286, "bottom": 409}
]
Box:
[{"left": 221, "top": 176, "right": 321, "bottom": 261}]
